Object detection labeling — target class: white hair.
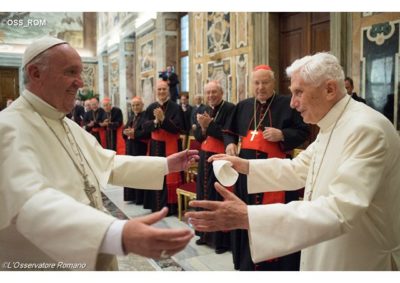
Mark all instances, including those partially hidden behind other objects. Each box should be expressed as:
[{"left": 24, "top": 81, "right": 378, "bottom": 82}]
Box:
[{"left": 286, "top": 52, "right": 346, "bottom": 94}]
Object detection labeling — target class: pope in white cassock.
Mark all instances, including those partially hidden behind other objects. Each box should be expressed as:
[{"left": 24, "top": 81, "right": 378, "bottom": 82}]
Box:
[
  {"left": 0, "top": 37, "right": 197, "bottom": 271},
  {"left": 187, "top": 52, "right": 400, "bottom": 271}
]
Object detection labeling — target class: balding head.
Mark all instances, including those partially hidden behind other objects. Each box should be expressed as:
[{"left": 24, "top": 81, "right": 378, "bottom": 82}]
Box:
[
  {"left": 156, "top": 80, "right": 170, "bottom": 104},
  {"left": 252, "top": 66, "right": 275, "bottom": 102},
  {"left": 204, "top": 80, "right": 223, "bottom": 107},
  {"left": 131, "top": 96, "right": 144, "bottom": 114}
]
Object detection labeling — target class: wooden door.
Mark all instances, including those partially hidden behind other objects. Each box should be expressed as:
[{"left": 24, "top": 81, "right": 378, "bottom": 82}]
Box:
[
  {"left": 0, "top": 67, "right": 19, "bottom": 110},
  {"left": 279, "top": 12, "right": 330, "bottom": 146},
  {"left": 279, "top": 12, "right": 330, "bottom": 95}
]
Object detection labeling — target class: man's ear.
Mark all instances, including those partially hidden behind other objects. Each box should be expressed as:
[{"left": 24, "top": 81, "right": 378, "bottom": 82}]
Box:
[
  {"left": 325, "top": 80, "right": 338, "bottom": 101},
  {"left": 26, "top": 64, "right": 41, "bottom": 82}
]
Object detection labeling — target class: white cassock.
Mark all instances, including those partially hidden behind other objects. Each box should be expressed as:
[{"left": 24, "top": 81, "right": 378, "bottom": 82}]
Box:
[
  {"left": 246, "top": 96, "right": 400, "bottom": 270},
  {"left": 0, "top": 90, "right": 167, "bottom": 270}
]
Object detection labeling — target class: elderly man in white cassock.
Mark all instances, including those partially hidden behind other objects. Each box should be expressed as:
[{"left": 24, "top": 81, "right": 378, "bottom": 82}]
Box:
[
  {"left": 186, "top": 52, "right": 400, "bottom": 271},
  {"left": 0, "top": 37, "right": 198, "bottom": 271}
]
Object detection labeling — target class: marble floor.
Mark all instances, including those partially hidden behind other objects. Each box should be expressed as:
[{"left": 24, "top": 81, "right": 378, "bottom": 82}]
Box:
[{"left": 102, "top": 185, "right": 236, "bottom": 271}]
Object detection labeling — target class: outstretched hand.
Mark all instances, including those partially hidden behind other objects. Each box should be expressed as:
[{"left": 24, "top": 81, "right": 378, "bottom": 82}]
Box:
[
  {"left": 122, "top": 207, "right": 194, "bottom": 259},
  {"left": 167, "top": 149, "right": 200, "bottom": 173},
  {"left": 208, "top": 154, "right": 249, "bottom": 175},
  {"left": 185, "top": 182, "right": 249, "bottom": 232}
]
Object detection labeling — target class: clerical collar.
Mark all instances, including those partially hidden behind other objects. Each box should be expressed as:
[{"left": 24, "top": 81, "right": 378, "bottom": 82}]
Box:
[
  {"left": 157, "top": 98, "right": 170, "bottom": 106},
  {"left": 211, "top": 100, "right": 223, "bottom": 110},
  {"left": 256, "top": 95, "right": 274, "bottom": 105},
  {"left": 317, "top": 95, "right": 352, "bottom": 132},
  {"left": 23, "top": 89, "right": 65, "bottom": 120}
]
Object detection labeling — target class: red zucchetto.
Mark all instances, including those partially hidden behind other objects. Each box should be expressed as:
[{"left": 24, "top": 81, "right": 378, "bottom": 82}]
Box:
[{"left": 254, "top": 64, "right": 272, "bottom": 71}]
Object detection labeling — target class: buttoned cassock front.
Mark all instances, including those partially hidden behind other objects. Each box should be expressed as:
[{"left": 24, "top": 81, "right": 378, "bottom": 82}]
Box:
[
  {"left": 246, "top": 96, "right": 400, "bottom": 270},
  {"left": 0, "top": 90, "right": 167, "bottom": 270}
]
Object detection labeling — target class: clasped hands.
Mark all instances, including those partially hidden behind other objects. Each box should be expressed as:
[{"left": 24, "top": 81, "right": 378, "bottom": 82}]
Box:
[
  {"left": 196, "top": 112, "right": 213, "bottom": 130},
  {"left": 123, "top": 128, "right": 135, "bottom": 139},
  {"left": 153, "top": 108, "right": 165, "bottom": 124}
]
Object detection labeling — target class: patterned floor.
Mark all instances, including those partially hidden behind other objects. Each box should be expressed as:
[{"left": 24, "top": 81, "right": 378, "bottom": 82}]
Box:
[
  {"left": 102, "top": 185, "right": 235, "bottom": 271},
  {"left": 102, "top": 193, "right": 184, "bottom": 271}
]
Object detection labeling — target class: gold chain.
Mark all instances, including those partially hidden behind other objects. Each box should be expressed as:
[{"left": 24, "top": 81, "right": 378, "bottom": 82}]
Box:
[
  {"left": 23, "top": 97, "right": 100, "bottom": 208},
  {"left": 253, "top": 92, "right": 275, "bottom": 131}
]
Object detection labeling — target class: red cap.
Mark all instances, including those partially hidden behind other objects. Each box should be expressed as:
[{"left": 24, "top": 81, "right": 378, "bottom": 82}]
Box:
[
  {"left": 254, "top": 64, "right": 272, "bottom": 71},
  {"left": 102, "top": 97, "right": 111, "bottom": 104}
]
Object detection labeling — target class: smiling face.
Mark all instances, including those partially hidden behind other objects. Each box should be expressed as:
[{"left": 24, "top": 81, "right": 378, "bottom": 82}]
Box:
[
  {"left": 131, "top": 98, "right": 143, "bottom": 115},
  {"left": 252, "top": 69, "right": 275, "bottom": 102},
  {"left": 156, "top": 80, "right": 170, "bottom": 103},
  {"left": 28, "top": 44, "right": 84, "bottom": 114},
  {"left": 204, "top": 81, "right": 223, "bottom": 107}
]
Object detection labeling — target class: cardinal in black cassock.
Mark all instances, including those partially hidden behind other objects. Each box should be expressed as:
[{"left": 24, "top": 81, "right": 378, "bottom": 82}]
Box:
[
  {"left": 224, "top": 65, "right": 309, "bottom": 271},
  {"left": 123, "top": 97, "right": 150, "bottom": 203},
  {"left": 101, "top": 97, "right": 124, "bottom": 154},
  {"left": 142, "top": 80, "right": 185, "bottom": 215},
  {"left": 194, "top": 81, "right": 235, "bottom": 254},
  {"left": 83, "top": 98, "right": 107, "bottom": 146}
]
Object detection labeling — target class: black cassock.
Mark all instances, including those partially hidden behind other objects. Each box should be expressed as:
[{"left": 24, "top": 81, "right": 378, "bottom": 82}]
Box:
[
  {"left": 194, "top": 100, "right": 235, "bottom": 252},
  {"left": 180, "top": 104, "right": 193, "bottom": 135},
  {"left": 105, "top": 107, "right": 123, "bottom": 151},
  {"left": 123, "top": 111, "right": 149, "bottom": 203},
  {"left": 142, "top": 100, "right": 184, "bottom": 215},
  {"left": 83, "top": 108, "right": 107, "bottom": 144},
  {"left": 224, "top": 95, "right": 309, "bottom": 271},
  {"left": 67, "top": 104, "right": 85, "bottom": 126}
]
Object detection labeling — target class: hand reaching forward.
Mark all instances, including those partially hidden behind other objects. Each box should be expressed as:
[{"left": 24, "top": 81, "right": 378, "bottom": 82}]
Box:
[
  {"left": 208, "top": 154, "right": 249, "bottom": 174},
  {"left": 185, "top": 182, "right": 249, "bottom": 232},
  {"left": 167, "top": 149, "right": 200, "bottom": 173},
  {"left": 122, "top": 207, "right": 194, "bottom": 259}
]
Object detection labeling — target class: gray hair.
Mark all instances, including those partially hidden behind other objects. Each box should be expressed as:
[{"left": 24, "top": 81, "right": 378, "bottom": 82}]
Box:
[
  {"left": 205, "top": 80, "right": 224, "bottom": 93},
  {"left": 23, "top": 51, "right": 51, "bottom": 85},
  {"left": 286, "top": 52, "right": 346, "bottom": 94}
]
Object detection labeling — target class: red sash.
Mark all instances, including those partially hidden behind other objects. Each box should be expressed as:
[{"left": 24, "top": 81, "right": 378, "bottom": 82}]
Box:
[
  {"left": 115, "top": 126, "right": 126, "bottom": 155},
  {"left": 241, "top": 130, "right": 286, "bottom": 204},
  {"left": 201, "top": 136, "right": 225, "bottom": 154},
  {"left": 92, "top": 127, "right": 107, "bottom": 149},
  {"left": 151, "top": 129, "right": 182, "bottom": 203}
]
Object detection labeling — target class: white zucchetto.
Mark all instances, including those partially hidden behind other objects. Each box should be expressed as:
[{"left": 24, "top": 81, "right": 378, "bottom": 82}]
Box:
[{"left": 22, "top": 37, "right": 67, "bottom": 67}]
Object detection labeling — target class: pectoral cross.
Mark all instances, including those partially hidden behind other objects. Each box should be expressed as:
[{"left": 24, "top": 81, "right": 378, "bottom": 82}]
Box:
[
  {"left": 250, "top": 130, "right": 258, "bottom": 141},
  {"left": 84, "top": 178, "right": 98, "bottom": 208}
]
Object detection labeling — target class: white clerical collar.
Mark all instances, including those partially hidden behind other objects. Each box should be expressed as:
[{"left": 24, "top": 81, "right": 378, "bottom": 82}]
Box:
[
  {"left": 157, "top": 97, "right": 170, "bottom": 106},
  {"left": 317, "top": 95, "right": 352, "bottom": 132},
  {"left": 23, "top": 89, "right": 65, "bottom": 120}
]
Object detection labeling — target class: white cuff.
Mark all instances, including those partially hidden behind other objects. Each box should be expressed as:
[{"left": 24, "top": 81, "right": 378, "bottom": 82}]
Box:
[{"left": 100, "top": 219, "right": 128, "bottom": 256}]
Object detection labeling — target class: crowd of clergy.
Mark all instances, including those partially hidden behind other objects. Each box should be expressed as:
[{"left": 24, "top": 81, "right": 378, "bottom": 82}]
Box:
[{"left": 63, "top": 63, "right": 314, "bottom": 271}]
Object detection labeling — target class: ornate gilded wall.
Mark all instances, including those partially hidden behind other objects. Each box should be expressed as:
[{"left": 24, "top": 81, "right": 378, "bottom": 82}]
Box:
[
  {"left": 190, "top": 12, "right": 252, "bottom": 104},
  {"left": 352, "top": 12, "right": 400, "bottom": 131},
  {"left": 137, "top": 32, "right": 156, "bottom": 107}
]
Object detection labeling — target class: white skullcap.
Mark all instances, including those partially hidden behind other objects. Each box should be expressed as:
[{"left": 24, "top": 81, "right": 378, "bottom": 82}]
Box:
[
  {"left": 213, "top": 160, "right": 239, "bottom": 187},
  {"left": 22, "top": 36, "right": 67, "bottom": 68}
]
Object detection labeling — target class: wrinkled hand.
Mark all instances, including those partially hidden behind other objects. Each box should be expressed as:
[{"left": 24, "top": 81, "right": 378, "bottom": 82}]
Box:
[
  {"left": 197, "top": 113, "right": 213, "bottom": 130},
  {"left": 167, "top": 149, "right": 200, "bottom": 173},
  {"left": 225, "top": 143, "right": 238, "bottom": 156},
  {"left": 208, "top": 154, "right": 249, "bottom": 174},
  {"left": 185, "top": 182, "right": 249, "bottom": 231},
  {"left": 122, "top": 207, "right": 194, "bottom": 259},
  {"left": 154, "top": 108, "right": 165, "bottom": 123},
  {"left": 263, "top": 127, "right": 284, "bottom": 142}
]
